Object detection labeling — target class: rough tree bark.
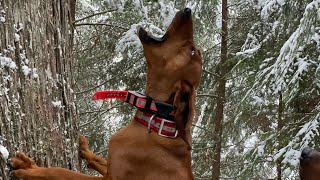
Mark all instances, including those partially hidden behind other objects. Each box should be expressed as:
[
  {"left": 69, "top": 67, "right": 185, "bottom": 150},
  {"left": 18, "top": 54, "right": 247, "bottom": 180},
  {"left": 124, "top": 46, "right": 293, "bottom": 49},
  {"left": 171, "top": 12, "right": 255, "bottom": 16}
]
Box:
[
  {"left": 212, "top": 0, "right": 228, "bottom": 179},
  {"left": 0, "top": 0, "right": 78, "bottom": 179}
]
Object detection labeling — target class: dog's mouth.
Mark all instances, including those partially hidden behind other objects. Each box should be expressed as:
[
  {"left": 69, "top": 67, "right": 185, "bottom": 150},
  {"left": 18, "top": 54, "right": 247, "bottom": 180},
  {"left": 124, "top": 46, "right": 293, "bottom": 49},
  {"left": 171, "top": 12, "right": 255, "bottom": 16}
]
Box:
[
  {"left": 138, "top": 8, "right": 193, "bottom": 44},
  {"left": 138, "top": 27, "right": 167, "bottom": 44}
]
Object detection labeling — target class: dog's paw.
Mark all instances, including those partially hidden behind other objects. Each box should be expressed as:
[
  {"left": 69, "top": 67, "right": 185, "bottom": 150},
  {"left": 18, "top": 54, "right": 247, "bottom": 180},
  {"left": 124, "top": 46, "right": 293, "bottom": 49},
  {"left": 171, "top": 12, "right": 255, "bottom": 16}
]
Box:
[
  {"left": 10, "top": 152, "right": 38, "bottom": 178},
  {"left": 79, "top": 135, "right": 89, "bottom": 151},
  {"left": 79, "top": 135, "right": 94, "bottom": 160},
  {"left": 11, "top": 152, "right": 38, "bottom": 170}
]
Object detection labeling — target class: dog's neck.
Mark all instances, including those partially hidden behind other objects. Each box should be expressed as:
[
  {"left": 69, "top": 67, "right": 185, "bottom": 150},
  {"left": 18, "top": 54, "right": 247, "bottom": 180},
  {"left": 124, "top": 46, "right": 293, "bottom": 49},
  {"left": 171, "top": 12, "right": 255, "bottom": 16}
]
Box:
[{"left": 145, "top": 82, "right": 175, "bottom": 103}]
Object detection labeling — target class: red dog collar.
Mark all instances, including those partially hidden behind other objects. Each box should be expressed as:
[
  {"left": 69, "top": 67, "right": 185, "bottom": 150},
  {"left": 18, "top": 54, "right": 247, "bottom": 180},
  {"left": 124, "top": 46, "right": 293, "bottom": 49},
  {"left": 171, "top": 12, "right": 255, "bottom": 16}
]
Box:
[
  {"left": 92, "top": 90, "right": 178, "bottom": 138},
  {"left": 135, "top": 111, "right": 178, "bottom": 138},
  {"left": 93, "top": 90, "right": 175, "bottom": 120}
]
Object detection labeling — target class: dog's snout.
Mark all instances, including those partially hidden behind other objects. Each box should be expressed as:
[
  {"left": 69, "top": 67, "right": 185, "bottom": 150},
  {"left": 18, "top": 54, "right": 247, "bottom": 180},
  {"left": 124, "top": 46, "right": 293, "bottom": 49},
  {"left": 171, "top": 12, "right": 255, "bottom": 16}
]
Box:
[{"left": 183, "top": 8, "right": 191, "bottom": 17}]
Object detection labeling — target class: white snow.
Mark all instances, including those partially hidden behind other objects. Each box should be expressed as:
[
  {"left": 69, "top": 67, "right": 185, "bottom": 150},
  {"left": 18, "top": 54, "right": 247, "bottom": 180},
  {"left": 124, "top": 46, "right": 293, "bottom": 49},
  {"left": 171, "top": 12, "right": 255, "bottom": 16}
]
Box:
[
  {"left": 14, "top": 23, "right": 24, "bottom": 32},
  {"left": 115, "top": 24, "right": 142, "bottom": 53},
  {"left": 103, "top": 0, "right": 125, "bottom": 12},
  {"left": 52, "top": 100, "right": 62, "bottom": 108},
  {"left": 282, "top": 149, "right": 300, "bottom": 166},
  {"left": 311, "top": 30, "right": 320, "bottom": 46},
  {"left": 0, "top": 144, "right": 9, "bottom": 159},
  {"left": 276, "top": 0, "right": 285, "bottom": 6},
  {"left": 112, "top": 54, "right": 123, "bottom": 63},
  {"left": 78, "top": 0, "right": 99, "bottom": 12},
  {"left": 257, "top": 144, "right": 265, "bottom": 157},
  {"left": 0, "top": 55, "right": 17, "bottom": 69},
  {"left": 158, "top": 0, "right": 176, "bottom": 28},
  {"left": 192, "top": 101, "right": 208, "bottom": 137},
  {"left": 251, "top": 96, "right": 265, "bottom": 105},
  {"left": 32, "top": 68, "right": 39, "bottom": 79},
  {"left": 0, "top": 16, "right": 5, "bottom": 23},
  {"left": 22, "top": 65, "right": 31, "bottom": 76},
  {"left": 236, "top": 45, "right": 260, "bottom": 57},
  {"left": 244, "top": 132, "right": 259, "bottom": 151},
  {"left": 238, "top": 32, "right": 261, "bottom": 57},
  {"left": 14, "top": 33, "right": 20, "bottom": 42},
  {"left": 260, "top": 0, "right": 282, "bottom": 20}
]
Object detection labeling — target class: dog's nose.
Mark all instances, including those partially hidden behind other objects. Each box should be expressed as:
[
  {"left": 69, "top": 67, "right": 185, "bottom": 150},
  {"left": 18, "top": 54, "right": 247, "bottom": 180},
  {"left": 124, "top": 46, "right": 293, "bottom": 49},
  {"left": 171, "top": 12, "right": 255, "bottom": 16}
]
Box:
[
  {"left": 183, "top": 8, "right": 191, "bottom": 16},
  {"left": 301, "top": 147, "right": 313, "bottom": 159}
]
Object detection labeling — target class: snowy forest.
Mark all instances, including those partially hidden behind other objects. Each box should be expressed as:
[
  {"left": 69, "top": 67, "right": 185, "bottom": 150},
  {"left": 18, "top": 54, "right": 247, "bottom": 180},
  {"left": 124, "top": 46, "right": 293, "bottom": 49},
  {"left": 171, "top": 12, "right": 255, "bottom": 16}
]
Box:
[{"left": 0, "top": 0, "right": 320, "bottom": 179}]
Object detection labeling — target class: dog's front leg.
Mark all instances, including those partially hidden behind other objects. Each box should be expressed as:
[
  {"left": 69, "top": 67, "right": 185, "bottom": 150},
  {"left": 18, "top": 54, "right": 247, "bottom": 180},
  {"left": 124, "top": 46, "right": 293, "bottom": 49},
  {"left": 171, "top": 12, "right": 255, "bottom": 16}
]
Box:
[{"left": 79, "top": 135, "right": 108, "bottom": 175}]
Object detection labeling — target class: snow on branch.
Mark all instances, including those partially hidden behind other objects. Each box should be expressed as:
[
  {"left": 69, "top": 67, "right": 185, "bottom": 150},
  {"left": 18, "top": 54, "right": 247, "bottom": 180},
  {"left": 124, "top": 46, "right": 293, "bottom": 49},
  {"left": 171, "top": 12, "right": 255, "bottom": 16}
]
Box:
[{"left": 261, "top": 0, "right": 320, "bottom": 94}]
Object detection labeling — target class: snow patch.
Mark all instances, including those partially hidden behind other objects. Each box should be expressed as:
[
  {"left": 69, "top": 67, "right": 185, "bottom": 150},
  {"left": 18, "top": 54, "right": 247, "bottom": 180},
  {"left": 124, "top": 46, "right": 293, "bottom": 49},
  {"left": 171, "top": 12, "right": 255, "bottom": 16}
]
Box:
[
  {"left": 0, "top": 55, "right": 17, "bottom": 69},
  {"left": 282, "top": 149, "right": 300, "bottom": 166},
  {"left": 236, "top": 45, "right": 260, "bottom": 57},
  {"left": 14, "top": 33, "right": 20, "bottom": 42},
  {"left": 104, "top": 0, "right": 126, "bottom": 12},
  {"left": 257, "top": 144, "right": 265, "bottom": 157},
  {"left": 0, "top": 144, "right": 9, "bottom": 159},
  {"left": 192, "top": 101, "right": 208, "bottom": 137},
  {"left": 116, "top": 24, "right": 142, "bottom": 53},
  {"left": 0, "top": 16, "right": 5, "bottom": 23},
  {"left": 52, "top": 100, "right": 62, "bottom": 108},
  {"left": 22, "top": 65, "right": 31, "bottom": 76},
  {"left": 244, "top": 132, "right": 258, "bottom": 152},
  {"left": 14, "top": 23, "right": 24, "bottom": 32},
  {"left": 78, "top": 0, "right": 99, "bottom": 12},
  {"left": 158, "top": 0, "right": 176, "bottom": 28},
  {"left": 260, "top": 0, "right": 280, "bottom": 20},
  {"left": 0, "top": 10, "right": 5, "bottom": 24},
  {"left": 32, "top": 68, "right": 39, "bottom": 79}
]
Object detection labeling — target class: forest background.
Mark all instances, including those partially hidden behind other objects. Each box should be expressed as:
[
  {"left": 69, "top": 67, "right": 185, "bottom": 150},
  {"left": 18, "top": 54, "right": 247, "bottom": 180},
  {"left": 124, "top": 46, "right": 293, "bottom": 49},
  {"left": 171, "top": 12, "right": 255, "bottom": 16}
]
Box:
[{"left": 0, "top": 0, "right": 319, "bottom": 179}]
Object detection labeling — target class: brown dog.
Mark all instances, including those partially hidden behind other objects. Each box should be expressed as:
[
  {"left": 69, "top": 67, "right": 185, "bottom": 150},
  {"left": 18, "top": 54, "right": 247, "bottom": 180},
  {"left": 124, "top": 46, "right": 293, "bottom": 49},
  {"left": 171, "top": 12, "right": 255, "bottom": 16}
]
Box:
[
  {"left": 11, "top": 8, "right": 202, "bottom": 180},
  {"left": 300, "top": 147, "right": 320, "bottom": 180}
]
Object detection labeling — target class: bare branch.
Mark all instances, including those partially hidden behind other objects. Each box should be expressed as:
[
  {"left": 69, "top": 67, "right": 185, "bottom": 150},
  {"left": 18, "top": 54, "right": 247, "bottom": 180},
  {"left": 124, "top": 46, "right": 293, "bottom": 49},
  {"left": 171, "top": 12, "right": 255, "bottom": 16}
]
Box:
[
  {"left": 76, "top": 59, "right": 141, "bottom": 95},
  {"left": 192, "top": 124, "right": 212, "bottom": 132},
  {"left": 75, "top": 23, "right": 129, "bottom": 31},
  {"left": 197, "top": 94, "right": 219, "bottom": 98},
  {"left": 202, "top": 68, "right": 219, "bottom": 77},
  {"left": 79, "top": 104, "right": 124, "bottom": 127},
  {"left": 74, "top": 9, "right": 118, "bottom": 23}
]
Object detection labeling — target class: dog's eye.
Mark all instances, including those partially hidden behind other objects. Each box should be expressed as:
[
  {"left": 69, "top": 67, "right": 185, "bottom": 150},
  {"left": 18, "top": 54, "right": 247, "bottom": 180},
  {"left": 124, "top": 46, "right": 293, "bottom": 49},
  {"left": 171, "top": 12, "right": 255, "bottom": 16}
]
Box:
[{"left": 191, "top": 47, "right": 196, "bottom": 56}]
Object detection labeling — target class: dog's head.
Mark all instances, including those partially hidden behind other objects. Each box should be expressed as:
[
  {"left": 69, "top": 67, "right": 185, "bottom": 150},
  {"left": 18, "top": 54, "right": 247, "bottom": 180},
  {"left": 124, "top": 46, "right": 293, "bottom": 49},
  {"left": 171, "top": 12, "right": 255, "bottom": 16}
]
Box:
[
  {"left": 300, "top": 147, "right": 320, "bottom": 180},
  {"left": 138, "top": 8, "right": 202, "bottom": 145}
]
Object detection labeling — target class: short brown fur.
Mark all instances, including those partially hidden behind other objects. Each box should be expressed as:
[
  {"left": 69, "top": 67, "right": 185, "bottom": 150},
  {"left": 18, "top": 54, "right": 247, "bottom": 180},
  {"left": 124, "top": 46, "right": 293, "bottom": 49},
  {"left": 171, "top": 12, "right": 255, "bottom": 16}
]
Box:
[{"left": 300, "top": 147, "right": 320, "bottom": 180}]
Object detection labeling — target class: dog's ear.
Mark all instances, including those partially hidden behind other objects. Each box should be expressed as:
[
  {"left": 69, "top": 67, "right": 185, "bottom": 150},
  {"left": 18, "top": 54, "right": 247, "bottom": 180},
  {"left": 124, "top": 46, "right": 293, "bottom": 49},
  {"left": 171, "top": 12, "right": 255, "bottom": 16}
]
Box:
[{"left": 173, "top": 81, "right": 195, "bottom": 148}]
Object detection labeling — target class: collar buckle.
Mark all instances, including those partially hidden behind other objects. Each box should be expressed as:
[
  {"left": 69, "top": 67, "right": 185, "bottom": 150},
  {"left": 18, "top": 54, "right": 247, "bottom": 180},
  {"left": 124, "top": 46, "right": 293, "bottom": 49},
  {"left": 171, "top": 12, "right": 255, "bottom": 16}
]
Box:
[{"left": 158, "top": 118, "right": 178, "bottom": 138}]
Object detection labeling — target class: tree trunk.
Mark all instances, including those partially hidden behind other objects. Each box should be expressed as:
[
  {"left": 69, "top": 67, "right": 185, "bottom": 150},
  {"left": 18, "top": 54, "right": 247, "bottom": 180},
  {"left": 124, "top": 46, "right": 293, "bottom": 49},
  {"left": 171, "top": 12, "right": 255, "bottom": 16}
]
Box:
[
  {"left": 277, "top": 92, "right": 283, "bottom": 180},
  {"left": 0, "top": 0, "right": 78, "bottom": 179},
  {"left": 212, "top": 0, "right": 228, "bottom": 179}
]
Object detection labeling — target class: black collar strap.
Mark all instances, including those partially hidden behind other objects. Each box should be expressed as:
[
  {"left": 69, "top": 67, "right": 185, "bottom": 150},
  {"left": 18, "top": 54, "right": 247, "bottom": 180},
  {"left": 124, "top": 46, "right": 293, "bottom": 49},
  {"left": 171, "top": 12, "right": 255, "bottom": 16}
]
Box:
[{"left": 92, "top": 90, "right": 175, "bottom": 120}]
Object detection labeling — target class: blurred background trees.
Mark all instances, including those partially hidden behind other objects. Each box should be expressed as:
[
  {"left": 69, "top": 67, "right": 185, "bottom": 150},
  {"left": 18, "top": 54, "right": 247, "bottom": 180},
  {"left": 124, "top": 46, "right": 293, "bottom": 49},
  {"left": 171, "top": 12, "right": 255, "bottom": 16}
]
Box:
[{"left": 74, "top": 0, "right": 319, "bottom": 179}]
